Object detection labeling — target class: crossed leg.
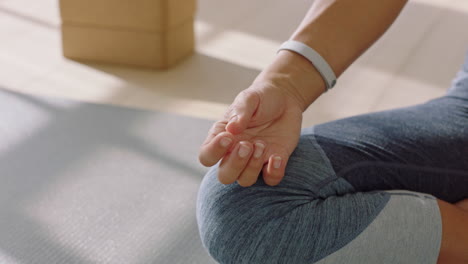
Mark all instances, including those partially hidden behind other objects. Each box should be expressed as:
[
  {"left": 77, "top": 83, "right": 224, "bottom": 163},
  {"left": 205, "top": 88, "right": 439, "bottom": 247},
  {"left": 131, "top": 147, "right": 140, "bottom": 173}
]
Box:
[{"left": 197, "top": 56, "right": 468, "bottom": 263}]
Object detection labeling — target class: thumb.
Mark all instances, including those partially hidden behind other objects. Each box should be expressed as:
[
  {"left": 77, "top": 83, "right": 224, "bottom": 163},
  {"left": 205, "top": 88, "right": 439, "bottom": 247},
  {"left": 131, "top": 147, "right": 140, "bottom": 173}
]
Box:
[{"left": 225, "top": 90, "right": 260, "bottom": 135}]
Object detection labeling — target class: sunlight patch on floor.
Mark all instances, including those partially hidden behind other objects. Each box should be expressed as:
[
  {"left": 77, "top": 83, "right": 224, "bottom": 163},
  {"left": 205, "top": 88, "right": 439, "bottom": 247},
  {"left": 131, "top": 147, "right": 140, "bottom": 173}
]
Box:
[{"left": 197, "top": 28, "right": 279, "bottom": 71}]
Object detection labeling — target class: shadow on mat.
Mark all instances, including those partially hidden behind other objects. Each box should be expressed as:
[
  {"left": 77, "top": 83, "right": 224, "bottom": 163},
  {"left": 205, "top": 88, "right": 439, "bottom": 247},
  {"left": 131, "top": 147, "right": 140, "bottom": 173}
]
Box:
[{"left": 0, "top": 88, "right": 214, "bottom": 263}]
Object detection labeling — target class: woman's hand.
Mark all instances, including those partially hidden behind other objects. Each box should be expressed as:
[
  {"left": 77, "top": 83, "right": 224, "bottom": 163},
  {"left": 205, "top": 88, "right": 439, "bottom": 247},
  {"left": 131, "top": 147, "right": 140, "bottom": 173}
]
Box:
[
  {"left": 198, "top": 80, "right": 304, "bottom": 187},
  {"left": 199, "top": 50, "right": 326, "bottom": 187}
]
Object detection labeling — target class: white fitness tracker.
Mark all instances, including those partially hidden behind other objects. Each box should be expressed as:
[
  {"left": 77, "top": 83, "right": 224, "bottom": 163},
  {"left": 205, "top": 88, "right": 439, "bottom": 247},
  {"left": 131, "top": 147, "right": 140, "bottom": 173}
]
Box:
[{"left": 278, "top": 40, "right": 337, "bottom": 91}]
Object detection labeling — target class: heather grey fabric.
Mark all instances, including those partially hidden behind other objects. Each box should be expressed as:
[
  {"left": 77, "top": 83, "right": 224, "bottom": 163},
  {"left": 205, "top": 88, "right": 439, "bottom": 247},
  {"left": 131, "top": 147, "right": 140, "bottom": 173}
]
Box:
[
  {"left": 315, "top": 191, "right": 441, "bottom": 264},
  {"left": 0, "top": 88, "right": 215, "bottom": 264}
]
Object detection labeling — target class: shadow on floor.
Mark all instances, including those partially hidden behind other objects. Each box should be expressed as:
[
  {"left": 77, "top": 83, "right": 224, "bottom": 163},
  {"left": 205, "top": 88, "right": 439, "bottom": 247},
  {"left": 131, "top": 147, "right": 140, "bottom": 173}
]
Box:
[{"left": 0, "top": 88, "right": 215, "bottom": 263}]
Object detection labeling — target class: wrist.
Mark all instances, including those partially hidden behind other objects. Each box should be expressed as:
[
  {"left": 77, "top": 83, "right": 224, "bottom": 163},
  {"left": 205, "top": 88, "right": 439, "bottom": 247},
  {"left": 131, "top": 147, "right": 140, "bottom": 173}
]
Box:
[{"left": 253, "top": 50, "right": 327, "bottom": 112}]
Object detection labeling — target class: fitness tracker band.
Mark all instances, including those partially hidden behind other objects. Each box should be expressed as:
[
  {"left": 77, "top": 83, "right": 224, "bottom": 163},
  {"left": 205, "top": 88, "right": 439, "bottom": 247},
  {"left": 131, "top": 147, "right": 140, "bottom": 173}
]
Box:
[{"left": 278, "top": 40, "right": 337, "bottom": 91}]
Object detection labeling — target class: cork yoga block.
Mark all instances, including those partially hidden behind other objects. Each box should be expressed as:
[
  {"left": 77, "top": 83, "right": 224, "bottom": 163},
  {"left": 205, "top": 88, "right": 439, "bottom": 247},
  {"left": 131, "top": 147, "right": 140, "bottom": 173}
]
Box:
[{"left": 59, "top": 0, "right": 196, "bottom": 69}]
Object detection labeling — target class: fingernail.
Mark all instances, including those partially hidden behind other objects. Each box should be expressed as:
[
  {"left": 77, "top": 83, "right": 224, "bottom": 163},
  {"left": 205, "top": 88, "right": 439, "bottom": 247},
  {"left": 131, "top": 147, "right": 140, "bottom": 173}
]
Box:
[
  {"left": 220, "top": 137, "right": 232, "bottom": 148},
  {"left": 273, "top": 156, "right": 282, "bottom": 169},
  {"left": 253, "top": 142, "right": 265, "bottom": 158},
  {"left": 229, "top": 115, "right": 238, "bottom": 123},
  {"left": 238, "top": 143, "right": 251, "bottom": 158}
]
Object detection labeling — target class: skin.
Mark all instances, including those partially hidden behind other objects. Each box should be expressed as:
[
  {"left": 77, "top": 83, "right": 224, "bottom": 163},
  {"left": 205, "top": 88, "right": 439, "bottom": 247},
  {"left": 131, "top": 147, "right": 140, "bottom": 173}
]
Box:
[
  {"left": 439, "top": 200, "right": 468, "bottom": 263},
  {"left": 200, "top": 0, "right": 410, "bottom": 187},
  {"left": 199, "top": 0, "right": 468, "bottom": 262},
  {"left": 456, "top": 199, "right": 468, "bottom": 211},
  {"left": 199, "top": 79, "right": 304, "bottom": 187}
]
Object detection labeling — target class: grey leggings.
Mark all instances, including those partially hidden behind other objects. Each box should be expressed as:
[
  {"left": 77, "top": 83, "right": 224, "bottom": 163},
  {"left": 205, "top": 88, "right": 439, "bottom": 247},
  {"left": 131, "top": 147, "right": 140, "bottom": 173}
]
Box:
[{"left": 196, "top": 53, "right": 468, "bottom": 264}]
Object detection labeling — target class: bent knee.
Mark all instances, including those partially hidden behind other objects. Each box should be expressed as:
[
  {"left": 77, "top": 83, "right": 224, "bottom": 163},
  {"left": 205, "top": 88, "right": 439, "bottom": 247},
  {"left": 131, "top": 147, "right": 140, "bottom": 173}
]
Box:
[
  {"left": 196, "top": 164, "right": 318, "bottom": 263},
  {"left": 196, "top": 164, "right": 391, "bottom": 263}
]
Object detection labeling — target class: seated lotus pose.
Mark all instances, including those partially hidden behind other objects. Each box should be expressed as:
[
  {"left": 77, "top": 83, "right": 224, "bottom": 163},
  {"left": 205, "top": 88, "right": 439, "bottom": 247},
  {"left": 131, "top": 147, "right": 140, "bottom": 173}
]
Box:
[{"left": 196, "top": 0, "right": 468, "bottom": 263}]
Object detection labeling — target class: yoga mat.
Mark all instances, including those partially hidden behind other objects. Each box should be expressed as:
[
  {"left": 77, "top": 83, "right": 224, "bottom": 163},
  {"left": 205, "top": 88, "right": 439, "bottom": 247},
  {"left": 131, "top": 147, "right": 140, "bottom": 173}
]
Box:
[{"left": 0, "top": 88, "right": 216, "bottom": 264}]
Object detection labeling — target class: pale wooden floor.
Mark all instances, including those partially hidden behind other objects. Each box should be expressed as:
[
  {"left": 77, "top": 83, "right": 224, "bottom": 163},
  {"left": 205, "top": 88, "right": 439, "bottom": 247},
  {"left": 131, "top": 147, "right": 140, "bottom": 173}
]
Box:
[{"left": 1, "top": 0, "right": 468, "bottom": 127}]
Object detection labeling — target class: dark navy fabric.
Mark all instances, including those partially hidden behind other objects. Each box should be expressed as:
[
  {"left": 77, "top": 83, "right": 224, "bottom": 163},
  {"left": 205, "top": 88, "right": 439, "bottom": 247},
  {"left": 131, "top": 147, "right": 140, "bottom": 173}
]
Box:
[{"left": 314, "top": 57, "right": 468, "bottom": 203}]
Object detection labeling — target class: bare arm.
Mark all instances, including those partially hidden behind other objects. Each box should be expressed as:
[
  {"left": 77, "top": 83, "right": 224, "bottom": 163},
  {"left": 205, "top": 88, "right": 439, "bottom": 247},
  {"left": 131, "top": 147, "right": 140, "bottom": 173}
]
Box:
[
  {"left": 201, "top": 0, "right": 413, "bottom": 186},
  {"left": 255, "top": 0, "right": 409, "bottom": 111}
]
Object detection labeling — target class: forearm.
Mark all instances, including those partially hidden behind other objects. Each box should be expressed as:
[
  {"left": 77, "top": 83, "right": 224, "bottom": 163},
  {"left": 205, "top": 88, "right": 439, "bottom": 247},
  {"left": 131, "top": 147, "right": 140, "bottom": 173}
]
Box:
[{"left": 255, "top": 0, "right": 408, "bottom": 111}]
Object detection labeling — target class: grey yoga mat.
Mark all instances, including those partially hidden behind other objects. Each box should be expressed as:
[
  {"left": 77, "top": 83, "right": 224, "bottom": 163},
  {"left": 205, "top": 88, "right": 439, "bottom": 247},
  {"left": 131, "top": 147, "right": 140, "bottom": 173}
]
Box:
[{"left": 0, "top": 88, "right": 216, "bottom": 264}]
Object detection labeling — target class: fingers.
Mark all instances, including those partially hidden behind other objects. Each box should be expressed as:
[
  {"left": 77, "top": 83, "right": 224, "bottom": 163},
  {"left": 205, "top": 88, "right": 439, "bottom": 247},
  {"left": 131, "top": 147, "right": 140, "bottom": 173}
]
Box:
[
  {"left": 237, "top": 141, "right": 266, "bottom": 187},
  {"left": 198, "top": 131, "right": 234, "bottom": 167},
  {"left": 218, "top": 141, "right": 254, "bottom": 185},
  {"left": 199, "top": 90, "right": 259, "bottom": 167},
  {"left": 262, "top": 154, "right": 288, "bottom": 186},
  {"left": 216, "top": 140, "right": 288, "bottom": 187},
  {"left": 225, "top": 90, "right": 260, "bottom": 135}
]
